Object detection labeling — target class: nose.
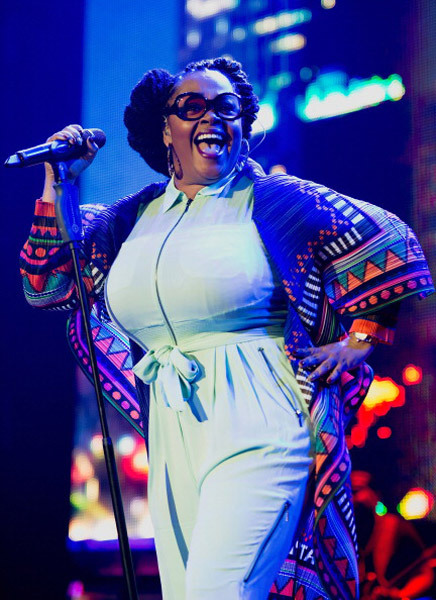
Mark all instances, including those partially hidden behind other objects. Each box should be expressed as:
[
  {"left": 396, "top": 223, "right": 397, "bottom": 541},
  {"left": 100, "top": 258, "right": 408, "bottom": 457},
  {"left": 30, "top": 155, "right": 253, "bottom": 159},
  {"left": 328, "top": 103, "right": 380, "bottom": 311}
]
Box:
[{"left": 200, "top": 107, "right": 222, "bottom": 123}]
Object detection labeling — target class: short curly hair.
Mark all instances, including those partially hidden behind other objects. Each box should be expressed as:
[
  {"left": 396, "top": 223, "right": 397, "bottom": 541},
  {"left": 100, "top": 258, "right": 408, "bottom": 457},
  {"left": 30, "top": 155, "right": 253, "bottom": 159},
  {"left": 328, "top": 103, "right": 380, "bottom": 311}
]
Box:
[{"left": 123, "top": 57, "right": 259, "bottom": 176}]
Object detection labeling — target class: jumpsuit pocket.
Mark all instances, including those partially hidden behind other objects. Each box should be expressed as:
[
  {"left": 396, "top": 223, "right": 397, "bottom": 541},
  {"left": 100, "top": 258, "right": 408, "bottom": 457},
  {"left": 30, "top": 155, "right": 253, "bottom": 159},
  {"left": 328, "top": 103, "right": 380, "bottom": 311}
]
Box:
[
  {"left": 257, "top": 347, "right": 303, "bottom": 427},
  {"left": 242, "top": 500, "right": 290, "bottom": 585}
]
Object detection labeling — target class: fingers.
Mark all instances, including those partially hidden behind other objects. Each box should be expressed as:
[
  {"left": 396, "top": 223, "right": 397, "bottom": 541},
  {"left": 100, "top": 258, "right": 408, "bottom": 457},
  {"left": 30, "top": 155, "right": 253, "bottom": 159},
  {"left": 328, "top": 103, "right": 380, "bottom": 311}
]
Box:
[
  {"left": 325, "top": 363, "right": 343, "bottom": 385},
  {"left": 46, "top": 124, "right": 84, "bottom": 145},
  {"left": 84, "top": 135, "right": 99, "bottom": 159},
  {"left": 291, "top": 347, "right": 311, "bottom": 358},
  {"left": 44, "top": 124, "right": 99, "bottom": 181},
  {"left": 295, "top": 347, "right": 338, "bottom": 383},
  {"left": 293, "top": 341, "right": 351, "bottom": 384},
  {"left": 293, "top": 337, "right": 374, "bottom": 385},
  {"left": 307, "top": 358, "right": 338, "bottom": 382}
]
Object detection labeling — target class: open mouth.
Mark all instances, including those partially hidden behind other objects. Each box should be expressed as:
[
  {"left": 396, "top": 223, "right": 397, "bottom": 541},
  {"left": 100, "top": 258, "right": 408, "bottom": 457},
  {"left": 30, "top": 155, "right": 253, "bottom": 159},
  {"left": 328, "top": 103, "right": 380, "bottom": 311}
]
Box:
[{"left": 194, "top": 132, "right": 229, "bottom": 158}]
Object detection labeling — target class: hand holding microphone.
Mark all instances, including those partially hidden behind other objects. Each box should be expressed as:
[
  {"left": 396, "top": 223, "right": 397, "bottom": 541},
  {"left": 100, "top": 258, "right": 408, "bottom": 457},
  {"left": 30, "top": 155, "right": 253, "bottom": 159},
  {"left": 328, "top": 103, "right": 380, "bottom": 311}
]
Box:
[{"left": 5, "top": 124, "right": 106, "bottom": 203}]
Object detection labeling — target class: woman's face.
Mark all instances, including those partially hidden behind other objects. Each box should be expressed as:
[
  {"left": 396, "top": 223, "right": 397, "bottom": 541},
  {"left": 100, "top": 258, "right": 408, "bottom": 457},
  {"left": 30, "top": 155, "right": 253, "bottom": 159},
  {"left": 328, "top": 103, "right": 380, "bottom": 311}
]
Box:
[{"left": 163, "top": 70, "right": 243, "bottom": 186}]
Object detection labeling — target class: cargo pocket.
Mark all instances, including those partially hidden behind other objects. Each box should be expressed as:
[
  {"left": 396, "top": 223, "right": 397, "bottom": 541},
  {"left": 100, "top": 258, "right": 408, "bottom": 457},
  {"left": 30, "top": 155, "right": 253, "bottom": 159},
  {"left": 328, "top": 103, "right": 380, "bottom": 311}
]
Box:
[{"left": 242, "top": 499, "right": 290, "bottom": 586}]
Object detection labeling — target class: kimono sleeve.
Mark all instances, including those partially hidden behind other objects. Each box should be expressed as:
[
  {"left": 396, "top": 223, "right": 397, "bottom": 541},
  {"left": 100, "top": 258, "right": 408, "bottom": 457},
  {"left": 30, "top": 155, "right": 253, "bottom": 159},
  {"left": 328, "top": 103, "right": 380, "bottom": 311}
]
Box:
[
  {"left": 20, "top": 199, "right": 110, "bottom": 310},
  {"left": 320, "top": 196, "right": 434, "bottom": 318}
]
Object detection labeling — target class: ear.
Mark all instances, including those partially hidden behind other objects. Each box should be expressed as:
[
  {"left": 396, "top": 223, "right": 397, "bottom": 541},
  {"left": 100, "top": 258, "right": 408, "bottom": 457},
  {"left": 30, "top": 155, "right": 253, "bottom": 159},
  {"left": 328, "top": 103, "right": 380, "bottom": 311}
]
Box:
[{"left": 162, "top": 119, "right": 172, "bottom": 147}]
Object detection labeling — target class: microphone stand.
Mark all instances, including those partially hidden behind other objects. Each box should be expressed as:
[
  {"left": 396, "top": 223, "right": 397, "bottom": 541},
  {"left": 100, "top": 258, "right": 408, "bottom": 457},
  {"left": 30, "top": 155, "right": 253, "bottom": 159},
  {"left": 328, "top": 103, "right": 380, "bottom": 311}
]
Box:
[{"left": 53, "top": 162, "right": 139, "bottom": 600}]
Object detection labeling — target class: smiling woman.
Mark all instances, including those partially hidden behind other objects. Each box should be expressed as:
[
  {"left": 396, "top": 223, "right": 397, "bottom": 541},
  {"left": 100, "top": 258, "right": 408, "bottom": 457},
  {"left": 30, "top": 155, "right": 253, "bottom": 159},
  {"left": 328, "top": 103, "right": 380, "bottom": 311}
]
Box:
[
  {"left": 19, "top": 57, "right": 434, "bottom": 600},
  {"left": 162, "top": 70, "right": 243, "bottom": 195}
]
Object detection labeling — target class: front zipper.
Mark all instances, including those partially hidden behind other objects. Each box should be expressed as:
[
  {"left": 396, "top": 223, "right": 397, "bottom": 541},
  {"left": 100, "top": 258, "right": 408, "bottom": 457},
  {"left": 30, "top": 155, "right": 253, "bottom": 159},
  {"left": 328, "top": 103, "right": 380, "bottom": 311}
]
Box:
[
  {"left": 243, "top": 500, "right": 290, "bottom": 584},
  {"left": 154, "top": 197, "right": 193, "bottom": 346},
  {"left": 258, "top": 347, "right": 303, "bottom": 427}
]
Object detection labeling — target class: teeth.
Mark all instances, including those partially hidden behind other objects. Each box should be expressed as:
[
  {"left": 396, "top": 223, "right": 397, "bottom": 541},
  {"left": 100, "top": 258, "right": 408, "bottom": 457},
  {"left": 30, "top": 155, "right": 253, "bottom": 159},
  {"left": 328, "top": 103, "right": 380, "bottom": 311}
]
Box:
[{"left": 195, "top": 132, "right": 225, "bottom": 143}]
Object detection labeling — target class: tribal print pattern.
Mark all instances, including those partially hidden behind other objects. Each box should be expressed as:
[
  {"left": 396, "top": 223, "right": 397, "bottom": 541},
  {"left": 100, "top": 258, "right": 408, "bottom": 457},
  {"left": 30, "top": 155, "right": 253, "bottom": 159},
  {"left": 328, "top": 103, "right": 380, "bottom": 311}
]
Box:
[{"left": 19, "top": 160, "right": 434, "bottom": 600}]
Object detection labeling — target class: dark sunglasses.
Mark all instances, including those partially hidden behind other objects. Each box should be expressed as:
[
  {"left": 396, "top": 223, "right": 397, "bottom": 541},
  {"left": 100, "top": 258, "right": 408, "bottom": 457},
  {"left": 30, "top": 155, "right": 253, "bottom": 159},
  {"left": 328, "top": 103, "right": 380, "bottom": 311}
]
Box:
[{"left": 164, "top": 92, "right": 243, "bottom": 121}]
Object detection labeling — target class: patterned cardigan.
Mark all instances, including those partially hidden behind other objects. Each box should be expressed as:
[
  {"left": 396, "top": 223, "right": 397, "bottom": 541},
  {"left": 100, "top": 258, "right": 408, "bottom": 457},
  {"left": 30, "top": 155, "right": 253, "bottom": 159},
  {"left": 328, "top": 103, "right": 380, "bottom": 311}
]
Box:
[{"left": 20, "top": 160, "right": 434, "bottom": 600}]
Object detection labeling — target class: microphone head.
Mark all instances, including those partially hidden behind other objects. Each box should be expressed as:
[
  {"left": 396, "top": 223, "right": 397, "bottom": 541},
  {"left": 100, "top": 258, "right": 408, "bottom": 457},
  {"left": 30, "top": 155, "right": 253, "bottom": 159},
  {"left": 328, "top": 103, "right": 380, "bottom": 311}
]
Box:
[{"left": 83, "top": 128, "right": 106, "bottom": 149}]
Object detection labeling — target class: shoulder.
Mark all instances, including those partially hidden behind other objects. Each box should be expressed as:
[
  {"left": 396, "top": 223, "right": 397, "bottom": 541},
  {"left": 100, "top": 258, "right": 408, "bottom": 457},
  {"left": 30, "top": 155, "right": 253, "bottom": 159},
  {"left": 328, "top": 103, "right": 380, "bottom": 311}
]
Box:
[
  {"left": 80, "top": 180, "right": 168, "bottom": 232},
  {"left": 81, "top": 180, "right": 169, "bottom": 259},
  {"left": 252, "top": 169, "right": 354, "bottom": 207}
]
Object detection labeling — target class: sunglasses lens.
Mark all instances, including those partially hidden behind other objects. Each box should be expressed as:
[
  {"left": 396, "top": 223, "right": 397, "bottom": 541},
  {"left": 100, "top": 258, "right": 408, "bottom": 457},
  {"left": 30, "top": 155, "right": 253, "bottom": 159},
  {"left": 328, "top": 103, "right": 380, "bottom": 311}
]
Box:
[
  {"left": 180, "top": 96, "right": 207, "bottom": 119},
  {"left": 175, "top": 93, "right": 242, "bottom": 120},
  {"left": 216, "top": 94, "right": 241, "bottom": 118}
]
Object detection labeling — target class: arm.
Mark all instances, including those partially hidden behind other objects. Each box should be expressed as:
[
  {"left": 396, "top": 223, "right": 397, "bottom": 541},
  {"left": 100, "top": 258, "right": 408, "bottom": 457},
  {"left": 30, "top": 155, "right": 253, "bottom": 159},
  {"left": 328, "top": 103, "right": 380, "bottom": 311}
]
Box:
[
  {"left": 292, "top": 193, "right": 430, "bottom": 382},
  {"left": 20, "top": 124, "right": 101, "bottom": 310},
  {"left": 20, "top": 199, "right": 106, "bottom": 310}
]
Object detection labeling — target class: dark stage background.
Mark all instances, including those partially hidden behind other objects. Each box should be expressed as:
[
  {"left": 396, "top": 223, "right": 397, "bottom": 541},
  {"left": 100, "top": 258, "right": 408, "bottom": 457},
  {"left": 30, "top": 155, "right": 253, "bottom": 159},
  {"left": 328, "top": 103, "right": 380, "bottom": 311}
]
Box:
[{"left": 1, "top": 1, "right": 435, "bottom": 599}]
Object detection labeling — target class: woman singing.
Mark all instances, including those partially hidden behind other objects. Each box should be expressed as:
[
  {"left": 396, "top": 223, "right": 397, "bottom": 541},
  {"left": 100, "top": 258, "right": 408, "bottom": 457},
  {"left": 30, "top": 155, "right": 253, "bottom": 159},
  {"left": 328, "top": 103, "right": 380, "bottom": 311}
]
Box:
[{"left": 20, "top": 57, "right": 434, "bottom": 600}]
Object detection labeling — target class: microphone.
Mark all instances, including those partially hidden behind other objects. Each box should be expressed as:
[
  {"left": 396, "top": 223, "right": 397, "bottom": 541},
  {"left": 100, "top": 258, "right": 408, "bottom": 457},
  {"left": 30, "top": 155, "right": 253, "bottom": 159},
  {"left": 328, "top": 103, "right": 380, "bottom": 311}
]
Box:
[{"left": 4, "top": 128, "right": 106, "bottom": 168}]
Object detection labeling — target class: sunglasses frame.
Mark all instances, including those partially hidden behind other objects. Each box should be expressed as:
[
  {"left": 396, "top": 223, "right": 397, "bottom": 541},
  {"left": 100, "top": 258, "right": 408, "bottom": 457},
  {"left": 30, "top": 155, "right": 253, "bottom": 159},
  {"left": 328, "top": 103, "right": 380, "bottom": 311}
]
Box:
[{"left": 164, "top": 92, "right": 243, "bottom": 121}]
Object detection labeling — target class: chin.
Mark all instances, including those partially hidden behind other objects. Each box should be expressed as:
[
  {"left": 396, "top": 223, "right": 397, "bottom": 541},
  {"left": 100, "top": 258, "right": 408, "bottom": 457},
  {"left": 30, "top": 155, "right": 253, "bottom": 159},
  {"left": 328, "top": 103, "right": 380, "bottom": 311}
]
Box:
[{"left": 200, "top": 160, "right": 235, "bottom": 181}]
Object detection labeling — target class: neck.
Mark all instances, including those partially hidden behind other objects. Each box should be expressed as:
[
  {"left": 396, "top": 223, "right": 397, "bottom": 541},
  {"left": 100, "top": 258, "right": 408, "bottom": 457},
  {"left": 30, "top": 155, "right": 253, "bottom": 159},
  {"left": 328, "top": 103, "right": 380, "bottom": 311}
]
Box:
[
  {"left": 172, "top": 167, "right": 240, "bottom": 198},
  {"left": 173, "top": 181, "right": 207, "bottom": 199}
]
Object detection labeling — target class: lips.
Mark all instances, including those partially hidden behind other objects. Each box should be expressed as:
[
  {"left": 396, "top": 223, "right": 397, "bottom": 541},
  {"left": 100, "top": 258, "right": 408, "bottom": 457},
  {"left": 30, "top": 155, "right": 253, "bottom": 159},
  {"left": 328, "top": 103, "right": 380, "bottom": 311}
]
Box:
[{"left": 194, "top": 131, "right": 229, "bottom": 159}]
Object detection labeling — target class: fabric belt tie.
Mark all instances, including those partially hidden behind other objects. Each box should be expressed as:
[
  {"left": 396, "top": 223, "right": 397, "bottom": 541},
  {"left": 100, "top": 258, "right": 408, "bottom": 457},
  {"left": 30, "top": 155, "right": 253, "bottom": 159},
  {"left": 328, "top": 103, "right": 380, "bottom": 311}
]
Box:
[{"left": 132, "top": 345, "right": 200, "bottom": 411}]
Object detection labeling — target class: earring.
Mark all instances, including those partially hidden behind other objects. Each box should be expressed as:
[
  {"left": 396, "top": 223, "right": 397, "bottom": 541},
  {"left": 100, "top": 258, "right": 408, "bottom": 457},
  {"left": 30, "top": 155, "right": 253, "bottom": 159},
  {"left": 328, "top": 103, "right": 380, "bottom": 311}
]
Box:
[
  {"left": 167, "top": 145, "right": 175, "bottom": 177},
  {"left": 236, "top": 138, "right": 250, "bottom": 172},
  {"left": 167, "top": 143, "right": 183, "bottom": 180}
]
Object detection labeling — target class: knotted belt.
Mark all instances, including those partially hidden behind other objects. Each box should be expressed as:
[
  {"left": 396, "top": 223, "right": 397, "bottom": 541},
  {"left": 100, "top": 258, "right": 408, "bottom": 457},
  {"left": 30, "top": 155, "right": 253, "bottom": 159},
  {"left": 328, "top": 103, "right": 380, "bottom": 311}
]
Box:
[{"left": 133, "top": 345, "right": 200, "bottom": 411}]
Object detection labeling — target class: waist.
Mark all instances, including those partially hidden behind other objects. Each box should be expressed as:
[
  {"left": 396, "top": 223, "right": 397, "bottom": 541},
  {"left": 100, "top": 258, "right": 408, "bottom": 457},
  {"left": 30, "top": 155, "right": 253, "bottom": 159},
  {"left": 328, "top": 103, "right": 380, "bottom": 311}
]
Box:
[{"left": 144, "top": 325, "right": 286, "bottom": 354}]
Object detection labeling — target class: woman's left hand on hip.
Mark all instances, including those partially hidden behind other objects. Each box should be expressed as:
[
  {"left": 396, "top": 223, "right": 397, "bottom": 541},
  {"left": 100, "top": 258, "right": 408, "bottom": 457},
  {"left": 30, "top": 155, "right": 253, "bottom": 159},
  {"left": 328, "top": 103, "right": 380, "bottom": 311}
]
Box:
[{"left": 291, "top": 336, "right": 376, "bottom": 385}]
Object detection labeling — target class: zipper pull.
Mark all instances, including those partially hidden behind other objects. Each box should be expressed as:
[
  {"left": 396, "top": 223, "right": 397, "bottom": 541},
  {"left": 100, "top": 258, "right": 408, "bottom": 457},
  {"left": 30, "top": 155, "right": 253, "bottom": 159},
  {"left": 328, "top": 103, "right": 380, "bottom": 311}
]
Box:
[{"left": 296, "top": 409, "right": 303, "bottom": 428}]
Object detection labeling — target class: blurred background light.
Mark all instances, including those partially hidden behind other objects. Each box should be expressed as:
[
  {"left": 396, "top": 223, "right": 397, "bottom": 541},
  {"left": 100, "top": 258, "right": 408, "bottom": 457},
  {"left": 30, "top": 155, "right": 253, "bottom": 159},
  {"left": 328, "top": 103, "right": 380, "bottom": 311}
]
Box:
[
  {"left": 187, "top": 29, "right": 201, "bottom": 48},
  {"left": 362, "top": 376, "right": 405, "bottom": 410},
  {"left": 268, "top": 71, "right": 294, "bottom": 91},
  {"left": 132, "top": 449, "right": 148, "bottom": 473},
  {"left": 70, "top": 492, "right": 88, "bottom": 511},
  {"left": 347, "top": 375, "right": 405, "bottom": 449},
  {"left": 300, "top": 66, "right": 313, "bottom": 82},
  {"left": 232, "top": 27, "right": 246, "bottom": 41},
  {"left": 397, "top": 488, "right": 434, "bottom": 520},
  {"left": 71, "top": 453, "right": 95, "bottom": 484},
  {"left": 375, "top": 501, "right": 388, "bottom": 516},
  {"left": 215, "top": 17, "right": 229, "bottom": 35},
  {"left": 402, "top": 364, "right": 423, "bottom": 385},
  {"left": 377, "top": 426, "right": 392, "bottom": 440},
  {"left": 129, "top": 497, "right": 147, "bottom": 519},
  {"left": 93, "top": 518, "right": 117, "bottom": 541},
  {"left": 121, "top": 446, "right": 149, "bottom": 481},
  {"left": 67, "top": 580, "right": 85, "bottom": 600},
  {"left": 251, "top": 97, "right": 278, "bottom": 135},
  {"left": 69, "top": 517, "right": 91, "bottom": 542},
  {"left": 253, "top": 9, "right": 312, "bottom": 36},
  {"left": 116, "top": 434, "right": 136, "bottom": 456},
  {"left": 187, "top": 0, "right": 239, "bottom": 20},
  {"left": 269, "top": 164, "right": 288, "bottom": 174},
  {"left": 85, "top": 478, "right": 100, "bottom": 503},
  {"left": 89, "top": 434, "right": 104, "bottom": 458},
  {"left": 296, "top": 72, "right": 406, "bottom": 121},
  {"left": 321, "top": 0, "right": 336, "bottom": 9},
  {"left": 270, "top": 33, "right": 306, "bottom": 54}
]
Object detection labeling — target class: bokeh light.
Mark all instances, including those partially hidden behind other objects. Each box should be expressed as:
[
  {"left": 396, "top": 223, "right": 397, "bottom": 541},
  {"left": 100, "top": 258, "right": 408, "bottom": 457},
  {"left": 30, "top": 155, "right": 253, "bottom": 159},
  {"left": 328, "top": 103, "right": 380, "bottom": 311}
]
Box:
[
  {"left": 71, "top": 453, "right": 95, "bottom": 484},
  {"left": 90, "top": 434, "right": 104, "bottom": 458},
  {"left": 402, "top": 364, "right": 423, "bottom": 386},
  {"left": 117, "top": 434, "right": 136, "bottom": 456},
  {"left": 377, "top": 426, "right": 392, "bottom": 439},
  {"left": 397, "top": 488, "right": 434, "bottom": 520},
  {"left": 375, "top": 501, "right": 388, "bottom": 516}
]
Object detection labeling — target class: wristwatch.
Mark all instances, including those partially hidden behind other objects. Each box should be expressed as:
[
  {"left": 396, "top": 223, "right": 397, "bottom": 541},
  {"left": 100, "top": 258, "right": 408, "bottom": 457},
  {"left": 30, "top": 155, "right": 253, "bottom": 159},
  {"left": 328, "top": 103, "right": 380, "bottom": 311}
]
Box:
[{"left": 350, "top": 331, "right": 379, "bottom": 345}]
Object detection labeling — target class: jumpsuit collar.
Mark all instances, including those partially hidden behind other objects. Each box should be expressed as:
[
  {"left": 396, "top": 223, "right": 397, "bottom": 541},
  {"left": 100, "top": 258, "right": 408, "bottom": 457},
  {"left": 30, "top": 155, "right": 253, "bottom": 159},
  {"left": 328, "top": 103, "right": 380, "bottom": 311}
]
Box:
[{"left": 162, "top": 168, "right": 239, "bottom": 213}]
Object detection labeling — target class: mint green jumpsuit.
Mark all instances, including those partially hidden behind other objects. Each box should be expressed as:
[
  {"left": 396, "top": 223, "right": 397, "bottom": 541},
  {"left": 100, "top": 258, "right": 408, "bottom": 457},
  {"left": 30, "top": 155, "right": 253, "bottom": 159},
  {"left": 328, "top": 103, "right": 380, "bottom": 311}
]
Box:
[{"left": 105, "top": 172, "right": 314, "bottom": 600}]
